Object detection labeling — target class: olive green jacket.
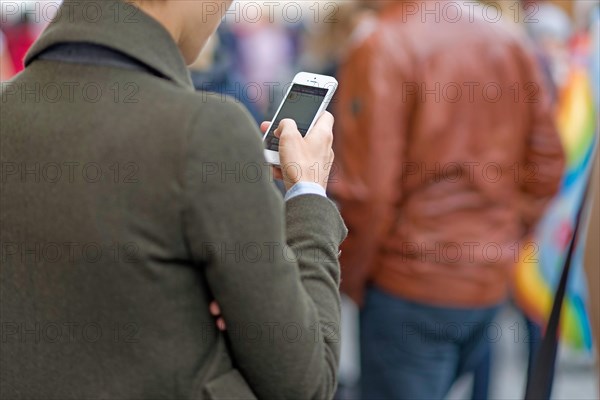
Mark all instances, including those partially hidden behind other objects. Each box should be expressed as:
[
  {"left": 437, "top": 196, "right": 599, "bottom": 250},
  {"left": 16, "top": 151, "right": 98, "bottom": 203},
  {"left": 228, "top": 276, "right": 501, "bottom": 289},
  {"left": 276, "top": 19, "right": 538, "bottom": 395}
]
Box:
[{"left": 0, "top": 1, "right": 347, "bottom": 398}]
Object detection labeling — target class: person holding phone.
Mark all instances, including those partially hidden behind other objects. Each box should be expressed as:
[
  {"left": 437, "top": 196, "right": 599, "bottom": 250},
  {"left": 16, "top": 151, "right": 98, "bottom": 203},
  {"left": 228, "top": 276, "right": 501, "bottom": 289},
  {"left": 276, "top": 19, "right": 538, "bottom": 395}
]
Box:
[
  {"left": 0, "top": 0, "right": 346, "bottom": 399},
  {"left": 0, "top": 30, "right": 15, "bottom": 81},
  {"left": 263, "top": 72, "right": 338, "bottom": 166}
]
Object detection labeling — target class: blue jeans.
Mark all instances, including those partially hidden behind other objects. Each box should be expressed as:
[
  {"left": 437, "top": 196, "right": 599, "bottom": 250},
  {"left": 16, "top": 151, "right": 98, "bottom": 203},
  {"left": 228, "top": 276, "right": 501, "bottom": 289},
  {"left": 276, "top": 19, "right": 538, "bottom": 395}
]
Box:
[{"left": 360, "top": 286, "right": 501, "bottom": 400}]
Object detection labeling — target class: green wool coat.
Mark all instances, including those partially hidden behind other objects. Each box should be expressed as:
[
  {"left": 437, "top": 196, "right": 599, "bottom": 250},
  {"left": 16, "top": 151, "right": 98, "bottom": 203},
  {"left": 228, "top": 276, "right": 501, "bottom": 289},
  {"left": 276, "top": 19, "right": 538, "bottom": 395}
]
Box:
[{"left": 0, "top": 1, "right": 347, "bottom": 398}]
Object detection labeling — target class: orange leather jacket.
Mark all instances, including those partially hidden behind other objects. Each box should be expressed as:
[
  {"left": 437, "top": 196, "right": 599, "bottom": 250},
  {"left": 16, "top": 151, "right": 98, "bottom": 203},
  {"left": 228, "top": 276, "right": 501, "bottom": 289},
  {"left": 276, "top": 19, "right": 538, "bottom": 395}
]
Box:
[{"left": 331, "top": 2, "right": 566, "bottom": 307}]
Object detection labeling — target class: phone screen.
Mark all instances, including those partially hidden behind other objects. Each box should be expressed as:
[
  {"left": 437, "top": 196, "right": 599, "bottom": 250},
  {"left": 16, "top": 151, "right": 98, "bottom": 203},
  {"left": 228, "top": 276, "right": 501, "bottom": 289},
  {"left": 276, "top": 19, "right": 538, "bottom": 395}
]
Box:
[{"left": 264, "top": 84, "right": 329, "bottom": 152}]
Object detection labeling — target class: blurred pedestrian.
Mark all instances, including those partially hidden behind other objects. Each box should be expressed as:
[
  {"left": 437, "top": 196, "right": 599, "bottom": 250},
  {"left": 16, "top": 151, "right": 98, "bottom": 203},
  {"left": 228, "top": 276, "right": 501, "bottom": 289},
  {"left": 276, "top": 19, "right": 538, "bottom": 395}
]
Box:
[
  {"left": 230, "top": 6, "right": 297, "bottom": 118},
  {"left": 189, "top": 32, "right": 262, "bottom": 122},
  {"left": 301, "top": 0, "right": 376, "bottom": 78},
  {"left": 2, "top": 12, "right": 36, "bottom": 73},
  {"left": 527, "top": 1, "right": 574, "bottom": 99},
  {"left": 331, "top": 1, "right": 566, "bottom": 399},
  {"left": 0, "top": 29, "right": 15, "bottom": 81}
]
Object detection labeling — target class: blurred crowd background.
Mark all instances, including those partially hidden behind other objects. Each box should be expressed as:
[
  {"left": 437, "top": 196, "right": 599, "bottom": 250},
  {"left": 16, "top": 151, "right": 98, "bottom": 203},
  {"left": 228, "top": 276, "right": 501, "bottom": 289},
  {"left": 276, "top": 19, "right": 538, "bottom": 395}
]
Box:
[
  {"left": 2, "top": 1, "right": 599, "bottom": 119},
  {"left": 1, "top": 0, "right": 599, "bottom": 399}
]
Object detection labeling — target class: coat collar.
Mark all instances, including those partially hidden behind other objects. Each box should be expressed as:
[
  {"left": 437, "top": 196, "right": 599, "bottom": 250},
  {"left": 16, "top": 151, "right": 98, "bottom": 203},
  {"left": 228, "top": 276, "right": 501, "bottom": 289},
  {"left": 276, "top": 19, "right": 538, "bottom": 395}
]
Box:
[{"left": 25, "top": 0, "right": 193, "bottom": 89}]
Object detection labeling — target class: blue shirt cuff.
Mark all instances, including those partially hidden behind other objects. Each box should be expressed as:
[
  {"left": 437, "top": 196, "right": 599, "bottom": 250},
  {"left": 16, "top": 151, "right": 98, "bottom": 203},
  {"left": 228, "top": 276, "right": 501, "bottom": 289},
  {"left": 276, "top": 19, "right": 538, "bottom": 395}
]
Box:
[{"left": 284, "top": 182, "right": 327, "bottom": 202}]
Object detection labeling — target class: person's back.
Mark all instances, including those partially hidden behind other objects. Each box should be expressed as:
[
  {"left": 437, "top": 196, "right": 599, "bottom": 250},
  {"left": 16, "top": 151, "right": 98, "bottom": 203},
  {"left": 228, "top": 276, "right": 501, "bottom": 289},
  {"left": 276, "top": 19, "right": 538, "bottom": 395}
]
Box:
[
  {"left": 1, "top": 1, "right": 346, "bottom": 398},
  {"left": 332, "top": 2, "right": 565, "bottom": 399},
  {"left": 1, "top": 36, "right": 224, "bottom": 399},
  {"left": 334, "top": 2, "right": 566, "bottom": 307}
]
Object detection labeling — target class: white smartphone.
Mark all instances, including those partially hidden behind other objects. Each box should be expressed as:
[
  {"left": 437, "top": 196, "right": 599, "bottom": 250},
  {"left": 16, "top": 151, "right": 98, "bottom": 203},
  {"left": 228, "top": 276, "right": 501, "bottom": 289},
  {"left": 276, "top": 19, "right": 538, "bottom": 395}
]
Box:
[{"left": 263, "top": 72, "right": 338, "bottom": 165}]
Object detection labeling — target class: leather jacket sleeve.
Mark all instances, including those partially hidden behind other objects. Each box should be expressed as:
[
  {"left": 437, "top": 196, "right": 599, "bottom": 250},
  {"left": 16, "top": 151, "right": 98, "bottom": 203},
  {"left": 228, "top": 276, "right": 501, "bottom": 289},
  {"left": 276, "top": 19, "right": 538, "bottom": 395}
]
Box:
[
  {"left": 516, "top": 43, "right": 566, "bottom": 235},
  {"left": 331, "top": 32, "right": 412, "bottom": 306}
]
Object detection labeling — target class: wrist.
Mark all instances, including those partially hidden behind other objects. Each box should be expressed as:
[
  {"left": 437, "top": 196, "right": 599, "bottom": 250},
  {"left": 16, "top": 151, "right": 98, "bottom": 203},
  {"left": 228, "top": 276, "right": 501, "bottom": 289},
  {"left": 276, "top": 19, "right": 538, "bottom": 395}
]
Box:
[{"left": 284, "top": 181, "right": 327, "bottom": 202}]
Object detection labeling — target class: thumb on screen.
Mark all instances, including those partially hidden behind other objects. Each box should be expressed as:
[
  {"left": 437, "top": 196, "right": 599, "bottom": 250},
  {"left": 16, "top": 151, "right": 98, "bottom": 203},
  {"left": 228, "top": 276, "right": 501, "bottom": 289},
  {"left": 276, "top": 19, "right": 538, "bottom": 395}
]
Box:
[{"left": 275, "top": 119, "right": 299, "bottom": 140}]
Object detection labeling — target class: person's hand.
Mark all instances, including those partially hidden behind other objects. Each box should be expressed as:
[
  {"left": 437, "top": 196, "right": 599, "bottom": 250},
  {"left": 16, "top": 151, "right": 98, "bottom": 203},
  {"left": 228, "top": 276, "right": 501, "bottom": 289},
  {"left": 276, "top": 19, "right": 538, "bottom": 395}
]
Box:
[
  {"left": 209, "top": 301, "right": 226, "bottom": 331},
  {"left": 260, "top": 121, "right": 285, "bottom": 182},
  {"left": 260, "top": 112, "right": 335, "bottom": 191}
]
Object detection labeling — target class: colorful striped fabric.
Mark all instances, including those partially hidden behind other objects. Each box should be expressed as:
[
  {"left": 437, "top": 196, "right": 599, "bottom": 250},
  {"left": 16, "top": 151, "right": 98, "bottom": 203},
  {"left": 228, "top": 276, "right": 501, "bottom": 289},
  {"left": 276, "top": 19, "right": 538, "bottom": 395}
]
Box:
[{"left": 514, "top": 31, "right": 598, "bottom": 351}]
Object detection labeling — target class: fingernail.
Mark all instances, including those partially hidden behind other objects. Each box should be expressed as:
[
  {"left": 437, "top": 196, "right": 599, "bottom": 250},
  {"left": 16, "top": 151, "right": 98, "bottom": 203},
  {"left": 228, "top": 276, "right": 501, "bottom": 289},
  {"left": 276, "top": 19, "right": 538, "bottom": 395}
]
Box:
[{"left": 217, "top": 319, "right": 226, "bottom": 331}]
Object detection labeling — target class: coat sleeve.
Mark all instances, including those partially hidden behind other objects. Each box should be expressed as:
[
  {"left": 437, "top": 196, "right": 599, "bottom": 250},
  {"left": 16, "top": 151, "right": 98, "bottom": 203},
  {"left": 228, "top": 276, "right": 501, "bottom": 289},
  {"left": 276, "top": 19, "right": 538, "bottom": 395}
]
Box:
[
  {"left": 330, "top": 33, "right": 410, "bottom": 306},
  {"left": 516, "top": 44, "right": 566, "bottom": 235},
  {"left": 182, "top": 95, "right": 347, "bottom": 400}
]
